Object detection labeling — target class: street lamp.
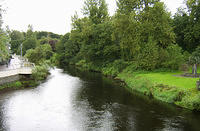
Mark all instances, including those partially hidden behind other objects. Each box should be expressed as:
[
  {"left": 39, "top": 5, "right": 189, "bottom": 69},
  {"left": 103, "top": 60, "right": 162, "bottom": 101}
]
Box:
[{"left": 21, "top": 43, "right": 23, "bottom": 57}]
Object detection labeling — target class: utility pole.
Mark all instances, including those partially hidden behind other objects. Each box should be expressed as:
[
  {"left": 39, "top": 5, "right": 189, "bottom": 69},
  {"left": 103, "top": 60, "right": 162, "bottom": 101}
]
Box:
[{"left": 21, "top": 43, "right": 23, "bottom": 57}]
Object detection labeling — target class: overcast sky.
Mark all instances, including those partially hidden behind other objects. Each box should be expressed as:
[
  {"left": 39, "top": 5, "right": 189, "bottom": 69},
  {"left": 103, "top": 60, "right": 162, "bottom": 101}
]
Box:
[{"left": 1, "top": 0, "right": 185, "bottom": 35}]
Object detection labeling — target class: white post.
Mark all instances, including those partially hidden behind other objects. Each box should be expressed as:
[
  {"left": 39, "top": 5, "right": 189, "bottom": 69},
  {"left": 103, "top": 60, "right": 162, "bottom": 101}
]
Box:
[{"left": 21, "top": 43, "right": 22, "bottom": 57}]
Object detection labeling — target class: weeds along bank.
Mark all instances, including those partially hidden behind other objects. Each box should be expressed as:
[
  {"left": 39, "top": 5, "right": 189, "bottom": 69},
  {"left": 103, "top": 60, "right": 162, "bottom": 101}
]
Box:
[
  {"left": 72, "top": 60, "right": 200, "bottom": 111},
  {"left": 0, "top": 64, "right": 50, "bottom": 91}
]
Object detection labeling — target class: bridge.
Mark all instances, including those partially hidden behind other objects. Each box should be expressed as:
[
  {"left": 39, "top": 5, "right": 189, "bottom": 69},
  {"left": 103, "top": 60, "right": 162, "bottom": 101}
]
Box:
[{"left": 0, "top": 55, "right": 35, "bottom": 85}]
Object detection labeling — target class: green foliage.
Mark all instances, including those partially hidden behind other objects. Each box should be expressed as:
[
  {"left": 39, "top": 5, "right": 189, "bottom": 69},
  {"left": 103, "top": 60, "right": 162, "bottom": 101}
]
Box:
[
  {"left": 173, "top": 0, "right": 200, "bottom": 53},
  {"left": 118, "top": 70, "right": 200, "bottom": 110},
  {"left": 36, "top": 31, "right": 61, "bottom": 39},
  {"left": 0, "top": 81, "right": 23, "bottom": 90},
  {"left": 162, "top": 44, "right": 185, "bottom": 70},
  {"left": 102, "top": 59, "right": 128, "bottom": 76},
  {"left": 9, "top": 30, "right": 24, "bottom": 54},
  {"left": 176, "top": 90, "right": 200, "bottom": 110},
  {"left": 189, "top": 46, "right": 200, "bottom": 65},
  {"left": 25, "top": 44, "right": 53, "bottom": 64},
  {"left": 32, "top": 63, "right": 49, "bottom": 81},
  {"left": 173, "top": 10, "right": 191, "bottom": 52},
  {"left": 15, "top": 81, "right": 23, "bottom": 88},
  {"left": 83, "top": 0, "right": 108, "bottom": 24},
  {"left": 152, "top": 85, "right": 184, "bottom": 103},
  {"left": 0, "top": 32, "right": 10, "bottom": 64},
  {"left": 136, "top": 37, "right": 159, "bottom": 70},
  {"left": 22, "top": 36, "right": 37, "bottom": 55},
  {"left": 0, "top": 7, "right": 10, "bottom": 63}
]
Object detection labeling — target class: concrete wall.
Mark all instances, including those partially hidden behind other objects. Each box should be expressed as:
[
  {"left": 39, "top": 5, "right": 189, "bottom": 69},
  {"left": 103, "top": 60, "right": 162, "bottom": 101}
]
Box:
[{"left": 0, "top": 75, "right": 21, "bottom": 85}]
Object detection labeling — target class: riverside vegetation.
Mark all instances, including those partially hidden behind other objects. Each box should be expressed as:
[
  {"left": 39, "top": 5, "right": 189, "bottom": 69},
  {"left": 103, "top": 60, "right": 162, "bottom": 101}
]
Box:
[
  {"left": 2, "top": 0, "right": 200, "bottom": 110},
  {"left": 0, "top": 63, "right": 50, "bottom": 91},
  {"left": 54, "top": 0, "right": 200, "bottom": 111}
]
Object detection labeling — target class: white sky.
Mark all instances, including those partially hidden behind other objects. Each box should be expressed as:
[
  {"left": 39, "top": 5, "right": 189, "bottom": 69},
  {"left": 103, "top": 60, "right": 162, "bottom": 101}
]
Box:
[{"left": 1, "top": 0, "right": 185, "bottom": 35}]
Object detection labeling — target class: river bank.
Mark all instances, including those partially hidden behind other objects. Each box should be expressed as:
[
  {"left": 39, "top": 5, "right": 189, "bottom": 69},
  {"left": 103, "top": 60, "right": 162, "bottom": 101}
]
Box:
[
  {"left": 0, "top": 64, "right": 50, "bottom": 92},
  {"left": 70, "top": 62, "right": 200, "bottom": 111},
  {"left": 1, "top": 68, "right": 200, "bottom": 131}
]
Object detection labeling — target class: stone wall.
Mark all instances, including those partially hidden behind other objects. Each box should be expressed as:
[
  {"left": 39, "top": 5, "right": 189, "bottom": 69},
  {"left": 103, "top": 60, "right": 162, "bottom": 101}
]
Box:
[{"left": 0, "top": 75, "right": 21, "bottom": 85}]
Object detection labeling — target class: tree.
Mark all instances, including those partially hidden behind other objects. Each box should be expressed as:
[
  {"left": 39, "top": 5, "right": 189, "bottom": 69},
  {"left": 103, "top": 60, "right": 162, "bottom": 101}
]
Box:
[
  {"left": 189, "top": 46, "right": 200, "bottom": 76},
  {"left": 83, "top": 0, "right": 108, "bottom": 24},
  {"left": 25, "top": 44, "right": 53, "bottom": 64},
  {"left": 113, "top": 0, "right": 175, "bottom": 70},
  {"left": 55, "top": 33, "right": 71, "bottom": 65},
  {"left": 0, "top": 6, "right": 10, "bottom": 64},
  {"left": 22, "top": 25, "right": 37, "bottom": 55},
  {"left": 173, "top": 9, "right": 191, "bottom": 52},
  {"left": 9, "top": 30, "right": 24, "bottom": 54},
  {"left": 173, "top": 0, "right": 200, "bottom": 53},
  {"left": 0, "top": 32, "right": 10, "bottom": 64},
  {"left": 22, "top": 37, "right": 37, "bottom": 55}
]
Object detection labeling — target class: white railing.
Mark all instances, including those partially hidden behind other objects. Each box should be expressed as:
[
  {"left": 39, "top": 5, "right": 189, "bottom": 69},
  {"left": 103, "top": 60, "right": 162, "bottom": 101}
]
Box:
[{"left": 0, "top": 56, "right": 35, "bottom": 77}]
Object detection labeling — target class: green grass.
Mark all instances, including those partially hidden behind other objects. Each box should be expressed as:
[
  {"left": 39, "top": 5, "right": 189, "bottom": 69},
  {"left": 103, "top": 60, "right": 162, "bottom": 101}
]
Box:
[
  {"left": 119, "top": 70, "right": 199, "bottom": 89},
  {"left": 118, "top": 70, "right": 200, "bottom": 110},
  {"left": 136, "top": 71, "right": 199, "bottom": 89},
  {"left": 74, "top": 61, "right": 200, "bottom": 110}
]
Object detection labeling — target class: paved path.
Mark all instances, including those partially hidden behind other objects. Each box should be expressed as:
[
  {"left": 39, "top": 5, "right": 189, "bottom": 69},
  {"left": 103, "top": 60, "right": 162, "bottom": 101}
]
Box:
[{"left": 0, "top": 55, "right": 34, "bottom": 78}]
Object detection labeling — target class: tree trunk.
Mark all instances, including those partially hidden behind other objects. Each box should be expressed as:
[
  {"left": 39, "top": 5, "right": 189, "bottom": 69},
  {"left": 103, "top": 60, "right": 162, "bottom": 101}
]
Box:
[
  {"left": 192, "top": 65, "right": 194, "bottom": 74},
  {"left": 193, "top": 64, "right": 197, "bottom": 77}
]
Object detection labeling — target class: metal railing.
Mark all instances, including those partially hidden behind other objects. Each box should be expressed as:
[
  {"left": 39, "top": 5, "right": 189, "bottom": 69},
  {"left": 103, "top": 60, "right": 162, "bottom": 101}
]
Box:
[{"left": 0, "top": 55, "right": 35, "bottom": 76}]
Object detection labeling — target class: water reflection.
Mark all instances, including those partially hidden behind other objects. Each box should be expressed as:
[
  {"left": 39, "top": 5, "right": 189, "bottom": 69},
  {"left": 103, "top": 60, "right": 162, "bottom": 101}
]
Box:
[{"left": 0, "top": 67, "right": 200, "bottom": 130}]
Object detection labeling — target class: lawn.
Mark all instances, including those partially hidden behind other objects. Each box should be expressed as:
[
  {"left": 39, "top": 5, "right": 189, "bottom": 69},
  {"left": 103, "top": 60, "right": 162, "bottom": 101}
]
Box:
[
  {"left": 136, "top": 71, "right": 199, "bottom": 89},
  {"left": 118, "top": 70, "right": 200, "bottom": 110}
]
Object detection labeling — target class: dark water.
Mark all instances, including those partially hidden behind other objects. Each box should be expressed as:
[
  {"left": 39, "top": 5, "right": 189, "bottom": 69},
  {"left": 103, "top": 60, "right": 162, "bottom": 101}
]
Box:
[{"left": 0, "top": 67, "right": 200, "bottom": 131}]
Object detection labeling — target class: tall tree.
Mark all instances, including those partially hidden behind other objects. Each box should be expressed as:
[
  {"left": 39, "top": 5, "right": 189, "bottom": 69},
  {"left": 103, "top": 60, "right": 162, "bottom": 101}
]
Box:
[
  {"left": 174, "top": 0, "right": 200, "bottom": 53},
  {"left": 173, "top": 9, "right": 190, "bottom": 52},
  {"left": 22, "top": 25, "right": 37, "bottom": 55},
  {"left": 9, "top": 30, "right": 24, "bottom": 54},
  {"left": 80, "top": 0, "right": 118, "bottom": 63},
  {"left": 113, "top": 0, "right": 176, "bottom": 69},
  {"left": 83, "top": 0, "right": 108, "bottom": 24},
  {"left": 0, "top": 6, "right": 10, "bottom": 64}
]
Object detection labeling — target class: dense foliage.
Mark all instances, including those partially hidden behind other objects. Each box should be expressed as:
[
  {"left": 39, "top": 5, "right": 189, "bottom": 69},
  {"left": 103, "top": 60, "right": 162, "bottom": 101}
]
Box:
[
  {"left": 55, "top": 0, "right": 186, "bottom": 72},
  {"left": 0, "top": 7, "right": 10, "bottom": 64}
]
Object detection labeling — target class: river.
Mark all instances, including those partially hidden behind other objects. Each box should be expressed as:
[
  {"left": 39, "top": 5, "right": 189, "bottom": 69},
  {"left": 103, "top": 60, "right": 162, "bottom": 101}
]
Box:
[{"left": 0, "top": 66, "right": 200, "bottom": 131}]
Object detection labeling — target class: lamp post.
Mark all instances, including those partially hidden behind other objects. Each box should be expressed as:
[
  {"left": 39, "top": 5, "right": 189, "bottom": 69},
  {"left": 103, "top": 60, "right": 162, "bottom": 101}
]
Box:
[{"left": 21, "top": 43, "right": 22, "bottom": 57}]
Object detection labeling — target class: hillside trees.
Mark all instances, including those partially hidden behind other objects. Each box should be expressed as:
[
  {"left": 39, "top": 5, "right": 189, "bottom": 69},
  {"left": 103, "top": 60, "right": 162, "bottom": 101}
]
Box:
[
  {"left": 0, "top": 6, "right": 10, "bottom": 64},
  {"left": 173, "top": 0, "right": 200, "bottom": 53},
  {"left": 113, "top": 0, "right": 177, "bottom": 70},
  {"left": 57, "top": 0, "right": 120, "bottom": 67},
  {"left": 10, "top": 30, "right": 24, "bottom": 54},
  {"left": 57, "top": 0, "right": 185, "bottom": 71}
]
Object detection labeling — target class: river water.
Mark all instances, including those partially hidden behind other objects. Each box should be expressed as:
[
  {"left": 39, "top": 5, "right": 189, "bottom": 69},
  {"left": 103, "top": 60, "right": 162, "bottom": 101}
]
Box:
[{"left": 0, "top": 67, "right": 200, "bottom": 131}]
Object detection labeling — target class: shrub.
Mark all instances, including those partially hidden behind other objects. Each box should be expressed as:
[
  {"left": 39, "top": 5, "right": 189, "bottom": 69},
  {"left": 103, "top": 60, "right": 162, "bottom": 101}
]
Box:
[
  {"left": 32, "top": 64, "right": 49, "bottom": 81},
  {"left": 162, "top": 44, "right": 185, "bottom": 70},
  {"left": 15, "top": 81, "right": 22, "bottom": 88},
  {"left": 25, "top": 44, "right": 53, "bottom": 65},
  {"left": 136, "top": 37, "right": 159, "bottom": 70},
  {"left": 176, "top": 91, "right": 200, "bottom": 110},
  {"left": 102, "top": 59, "right": 128, "bottom": 76}
]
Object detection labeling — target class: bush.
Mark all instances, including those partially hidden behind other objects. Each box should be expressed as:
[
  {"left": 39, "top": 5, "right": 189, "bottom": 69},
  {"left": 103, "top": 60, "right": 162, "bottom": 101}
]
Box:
[
  {"left": 176, "top": 91, "right": 200, "bottom": 110},
  {"left": 162, "top": 44, "right": 185, "bottom": 70},
  {"left": 25, "top": 44, "right": 53, "bottom": 65},
  {"left": 32, "top": 64, "right": 49, "bottom": 81},
  {"left": 15, "top": 81, "right": 22, "bottom": 88},
  {"left": 136, "top": 37, "right": 159, "bottom": 70},
  {"left": 102, "top": 59, "right": 128, "bottom": 77},
  {"left": 122, "top": 62, "right": 139, "bottom": 74}
]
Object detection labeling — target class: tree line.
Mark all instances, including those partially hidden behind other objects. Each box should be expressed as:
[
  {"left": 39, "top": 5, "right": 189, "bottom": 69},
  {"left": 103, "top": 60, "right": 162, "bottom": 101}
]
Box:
[
  {"left": 0, "top": 7, "right": 10, "bottom": 64},
  {"left": 2, "top": 0, "right": 200, "bottom": 74},
  {"left": 56, "top": 0, "right": 196, "bottom": 73}
]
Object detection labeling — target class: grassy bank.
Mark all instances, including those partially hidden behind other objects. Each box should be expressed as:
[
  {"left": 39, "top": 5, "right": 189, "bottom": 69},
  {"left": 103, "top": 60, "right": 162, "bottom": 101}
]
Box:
[
  {"left": 73, "top": 60, "right": 200, "bottom": 111},
  {"left": 118, "top": 70, "right": 200, "bottom": 110},
  {"left": 0, "top": 64, "right": 50, "bottom": 92}
]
